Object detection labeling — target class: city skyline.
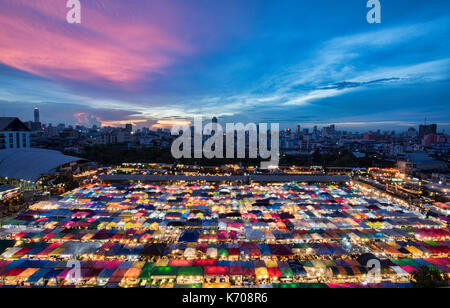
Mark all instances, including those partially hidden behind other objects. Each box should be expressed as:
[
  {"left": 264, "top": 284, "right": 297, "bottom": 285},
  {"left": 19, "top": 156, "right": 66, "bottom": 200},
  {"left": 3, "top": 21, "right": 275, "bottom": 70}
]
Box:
[
  {"left": 11, "top": 104, "right": 449, "bottom": 136},
  {"left": 0, "top": 0, "right": 449, "bottom": 131}
]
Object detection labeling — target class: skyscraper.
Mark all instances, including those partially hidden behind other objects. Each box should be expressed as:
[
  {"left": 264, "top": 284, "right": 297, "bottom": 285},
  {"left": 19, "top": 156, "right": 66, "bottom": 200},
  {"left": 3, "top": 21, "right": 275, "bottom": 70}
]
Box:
[
  {"left": 419, "top": 124, "right": 437, "bottom": 139},
  {"left": 31, "top": 107, "right": 42, "bottom": 131},
  {"left": 34, "top": 107, "right": 40, "bottom": 123}
]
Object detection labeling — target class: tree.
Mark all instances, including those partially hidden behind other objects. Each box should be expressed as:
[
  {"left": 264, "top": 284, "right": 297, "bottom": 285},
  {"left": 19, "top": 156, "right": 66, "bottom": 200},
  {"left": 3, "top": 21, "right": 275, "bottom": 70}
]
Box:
[{"left": 410, "top": 265, "right": 449, "bottom": 288}]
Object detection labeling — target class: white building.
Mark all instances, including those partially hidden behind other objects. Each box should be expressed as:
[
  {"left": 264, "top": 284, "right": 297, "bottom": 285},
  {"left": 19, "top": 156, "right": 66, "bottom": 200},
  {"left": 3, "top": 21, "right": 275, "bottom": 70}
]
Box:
[{"left": 0, "top": 117, "right": 31, "bottom": 149}]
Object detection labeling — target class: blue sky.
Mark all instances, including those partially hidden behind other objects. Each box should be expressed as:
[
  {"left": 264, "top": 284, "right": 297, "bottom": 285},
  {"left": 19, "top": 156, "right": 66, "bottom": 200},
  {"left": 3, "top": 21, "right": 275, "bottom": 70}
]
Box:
[{"left": 0, "top": 0, "right": 449, "bottom": 131}]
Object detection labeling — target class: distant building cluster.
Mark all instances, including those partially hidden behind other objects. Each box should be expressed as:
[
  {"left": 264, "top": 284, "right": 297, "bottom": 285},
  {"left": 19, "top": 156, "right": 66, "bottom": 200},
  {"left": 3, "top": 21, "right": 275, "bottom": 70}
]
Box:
[
  {"left": 3, "top": 108, "right": 172, "bottom": 154},
  {"left": 280, "top": 123, "right": 448, "bottom": 158},
  {"left": 0, "top": 108, "right": 449, "bottom": 178}
]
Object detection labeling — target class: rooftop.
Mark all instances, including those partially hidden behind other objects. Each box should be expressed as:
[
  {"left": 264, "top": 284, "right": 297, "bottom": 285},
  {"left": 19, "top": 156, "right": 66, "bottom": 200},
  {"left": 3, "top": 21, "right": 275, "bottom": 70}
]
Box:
[
  {"left": 0, "top": 148, "right": 83, "bottom": 182},
  {"left": 0, "top": 117, "right": 30, "bottom": 132}
]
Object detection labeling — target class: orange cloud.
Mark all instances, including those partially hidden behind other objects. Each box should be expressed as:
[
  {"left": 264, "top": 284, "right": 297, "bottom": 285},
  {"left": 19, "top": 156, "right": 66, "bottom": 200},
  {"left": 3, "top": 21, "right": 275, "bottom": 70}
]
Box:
[
  {"left": 101, "top": 119, "right": 148, "bottom": 127},
  {"left": 150, "top": 119, "right": 192, "bottom": 130}
]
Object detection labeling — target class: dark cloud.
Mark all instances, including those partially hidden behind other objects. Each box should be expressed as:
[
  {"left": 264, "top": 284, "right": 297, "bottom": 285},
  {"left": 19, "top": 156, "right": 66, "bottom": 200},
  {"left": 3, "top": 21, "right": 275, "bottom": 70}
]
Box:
[{"left": 317, "top": 78, "right": 401, "bottom": 90}]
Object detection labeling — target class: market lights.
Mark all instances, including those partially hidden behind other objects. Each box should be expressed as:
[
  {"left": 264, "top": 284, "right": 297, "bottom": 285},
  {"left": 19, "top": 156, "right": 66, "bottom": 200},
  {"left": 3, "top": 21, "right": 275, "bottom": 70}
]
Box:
[{"left": 0, "top": 182, "right": 448, "bottom": 288}]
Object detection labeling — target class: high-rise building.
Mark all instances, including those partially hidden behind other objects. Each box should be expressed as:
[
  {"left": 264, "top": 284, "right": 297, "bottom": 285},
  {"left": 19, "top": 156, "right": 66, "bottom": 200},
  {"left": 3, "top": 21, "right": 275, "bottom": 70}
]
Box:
[
  {"left": 30, "top": 107, "right": 42, "bottom": 131},
  {"left": 34, "top": 107, "right": 40, "bottom": 123},
  {"left": 125, "top": 124, "right": 133, "bottom": 133},
  {"left": 419, "top": 124, "right": 437, "bottom": 139}
]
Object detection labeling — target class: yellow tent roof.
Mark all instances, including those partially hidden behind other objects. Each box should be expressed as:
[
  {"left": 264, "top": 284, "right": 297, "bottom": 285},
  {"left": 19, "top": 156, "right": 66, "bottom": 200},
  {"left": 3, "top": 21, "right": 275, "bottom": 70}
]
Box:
[
  {"left": 203, "top": 282, "right": 231, "bottom": 288},
  {"left": 17, "top": 268, "right": 39, "bottom": 279},
  {"left": 406, "top": 246, "right": 423, "bottom": 255},
  {"left": 255, "top": 267, "right": 269, "bottom": 279},
  {"left": 155, "top": 259, "right": 170, "bottom": 267},
  {"left": 264, "top": 260, "right": 278, "bottom": 268}
]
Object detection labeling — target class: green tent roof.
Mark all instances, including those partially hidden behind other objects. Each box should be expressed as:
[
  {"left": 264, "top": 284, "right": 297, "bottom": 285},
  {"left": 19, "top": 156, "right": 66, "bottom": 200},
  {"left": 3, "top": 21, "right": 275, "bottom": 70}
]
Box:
[
  {"left": 280, "top": 267, "right": 294, "bottom": 277},
  {"left": 273, "top": 283, "right": 298, "bottom": 288},
  {"left": 151, "top": 266, "right": 179, "bottom": 277},
  {"left": 218, "top": 248, "right": 228, "bottom": 257},
  {"left": 174, "top": 283, "right": 202, "bottom": 288},
  {"left": 178, "top": 266, "right": 204, "bottom": 276},
  {"left": 138, "top": 262, "right": 155, "bottom": 280}
]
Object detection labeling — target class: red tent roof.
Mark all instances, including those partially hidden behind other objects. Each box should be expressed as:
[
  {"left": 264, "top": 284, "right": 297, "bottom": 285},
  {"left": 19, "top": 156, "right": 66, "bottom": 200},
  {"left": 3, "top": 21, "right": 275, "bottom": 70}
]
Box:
[
  {"left": 267, "top": 267, "right": 282, "bottom": 277},
  {"left": 229, "top": 266, "right": 244, "bottom": 275},
  {"left": 193, "top": 259, "right": 217, "bottom": 267},
  {"left": 204, "top": 266, "right": 229, "bottom": 276},
  {"left": 169, "top": 259, "right": 194, "bottom": 267},
  {"left": 228, "top": 248, "right": 239, "bottom": 256}
]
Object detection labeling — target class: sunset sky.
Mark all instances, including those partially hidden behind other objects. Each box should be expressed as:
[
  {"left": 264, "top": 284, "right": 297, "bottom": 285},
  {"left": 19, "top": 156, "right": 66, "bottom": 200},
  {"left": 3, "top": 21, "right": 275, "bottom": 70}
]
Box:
[{"left": 0, "top": 0, "right": 449, "bottom": 131}]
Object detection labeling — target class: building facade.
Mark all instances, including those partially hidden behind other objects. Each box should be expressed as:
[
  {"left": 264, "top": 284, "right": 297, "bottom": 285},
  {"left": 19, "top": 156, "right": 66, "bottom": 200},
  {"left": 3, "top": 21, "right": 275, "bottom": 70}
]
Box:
[{"left": 0, "top": 118, "right": 31, "bottom": 149}]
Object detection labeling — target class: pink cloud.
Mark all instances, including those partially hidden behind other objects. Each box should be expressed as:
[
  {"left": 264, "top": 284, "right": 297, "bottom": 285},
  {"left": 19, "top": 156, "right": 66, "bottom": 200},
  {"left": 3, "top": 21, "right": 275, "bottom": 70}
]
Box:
[
  {"left": 74, "top": 112, "right": 100, "bottom": 125},
  {"left": 0, "top": 0, "right": 192, "bottom": 87}
]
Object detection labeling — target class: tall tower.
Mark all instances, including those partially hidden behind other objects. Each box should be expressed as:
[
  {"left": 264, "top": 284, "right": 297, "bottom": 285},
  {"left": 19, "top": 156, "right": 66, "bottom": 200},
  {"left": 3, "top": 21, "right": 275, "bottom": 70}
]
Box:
[{"left": 34, "top": 107, "right": 40, "bottom": 123}]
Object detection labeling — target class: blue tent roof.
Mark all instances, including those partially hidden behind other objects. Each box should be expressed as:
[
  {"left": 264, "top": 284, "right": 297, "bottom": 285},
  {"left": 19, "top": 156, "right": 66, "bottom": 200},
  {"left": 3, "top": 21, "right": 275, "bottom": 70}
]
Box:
[{"left": 27, "top": 268, "right": 52, "bottom": 283}]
